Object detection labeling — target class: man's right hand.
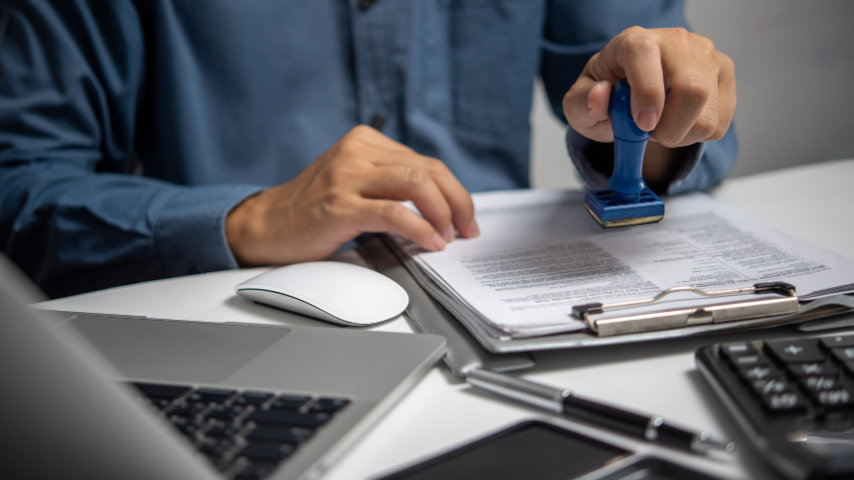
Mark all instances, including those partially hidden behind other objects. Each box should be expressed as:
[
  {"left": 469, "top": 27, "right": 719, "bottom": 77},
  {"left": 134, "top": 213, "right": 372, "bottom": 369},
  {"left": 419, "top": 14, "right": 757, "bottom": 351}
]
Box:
[{"left": 225, "top": 125, "right": 479, "bottom": 267}]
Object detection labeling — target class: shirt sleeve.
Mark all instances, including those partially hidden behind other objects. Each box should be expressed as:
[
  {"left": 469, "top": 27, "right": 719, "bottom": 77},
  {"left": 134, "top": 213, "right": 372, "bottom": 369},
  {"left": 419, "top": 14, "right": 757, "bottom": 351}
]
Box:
[
  {"left": 0, "top": 1, "right": 261, "bottom": 298},
  {"left": 540, "top": 0, "right": 738, "bottom": 194}
]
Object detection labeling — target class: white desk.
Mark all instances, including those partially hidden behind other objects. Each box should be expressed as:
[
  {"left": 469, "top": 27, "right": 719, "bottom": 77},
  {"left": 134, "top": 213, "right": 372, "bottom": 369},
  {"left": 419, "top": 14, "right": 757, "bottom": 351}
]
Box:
[{"left": 40, "top": 158, "right": 854, "bottom": 479}]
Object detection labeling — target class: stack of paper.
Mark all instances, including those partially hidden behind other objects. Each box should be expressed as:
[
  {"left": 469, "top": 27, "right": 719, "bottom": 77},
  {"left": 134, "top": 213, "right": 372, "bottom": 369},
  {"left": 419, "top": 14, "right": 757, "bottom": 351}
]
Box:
[{"left": 385, "top": 190, "right": 854, "bottom": 339}]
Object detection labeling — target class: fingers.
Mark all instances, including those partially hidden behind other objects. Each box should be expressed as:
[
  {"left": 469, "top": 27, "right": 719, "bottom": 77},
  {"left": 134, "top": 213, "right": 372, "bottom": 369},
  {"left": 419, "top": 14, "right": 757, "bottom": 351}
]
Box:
[
  {"left": 652, "top": 30, "right": 714, "bottom": 146},
  {"left": 714, "top": 50, "right": 737, "bottom": 140},
  {"left": 612, "top": 27, "right": 666, "bottom": 131},
  {"left": 352, "top": 198, "right": 449, "bottom": 252},
  {"left": 567, "top": 27, "right": 736, "bottom": 149},
  {"left": 361, "top": 165, "right": 456, "bottom": 241},
  {"left": 226, "top": 125, "right": 482, "bottom": 267},
  {"left": 326, "top": 127, "right": 478, "bottom": 249},
  {"left": 653, "top": 72, "right": 711, "bottom": 146},
  {"left": 563, "top": 77, "right": 613, "bottom": 143},
  {"left": 368, "top": 147, "right": 479, "bottom": 240}
]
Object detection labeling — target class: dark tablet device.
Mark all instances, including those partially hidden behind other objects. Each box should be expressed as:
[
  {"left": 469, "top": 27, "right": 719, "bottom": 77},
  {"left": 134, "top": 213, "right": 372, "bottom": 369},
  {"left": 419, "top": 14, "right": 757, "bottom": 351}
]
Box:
[{"left": 375, "top": 420, "right": 722, "bottom": 480}]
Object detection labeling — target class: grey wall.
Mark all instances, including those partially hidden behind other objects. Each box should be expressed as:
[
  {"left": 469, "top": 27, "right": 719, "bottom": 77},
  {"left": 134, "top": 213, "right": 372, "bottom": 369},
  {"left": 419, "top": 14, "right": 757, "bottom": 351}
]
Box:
[{"left": 530, "top": 0, "right": 854, "bottom": 189}]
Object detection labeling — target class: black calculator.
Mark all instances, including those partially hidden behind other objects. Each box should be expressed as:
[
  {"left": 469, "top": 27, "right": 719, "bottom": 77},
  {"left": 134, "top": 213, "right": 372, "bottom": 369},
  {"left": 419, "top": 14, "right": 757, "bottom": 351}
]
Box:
[{"left": 695, "top": 332, "right": 854, "bottom": 479}]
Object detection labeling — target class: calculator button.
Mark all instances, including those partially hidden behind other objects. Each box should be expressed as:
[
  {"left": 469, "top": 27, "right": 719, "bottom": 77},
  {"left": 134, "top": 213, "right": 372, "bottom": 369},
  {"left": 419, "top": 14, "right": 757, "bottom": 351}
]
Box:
[
  {"left": 821, "top": 335, "right": 854, "bottom": 349},
  {"left": 800, "top": 375, "right": 843, "bottom": 392},
  {"left": 787, "top": 361, "right": 839, "bottom": 377},
  {"left": 815, "top": 387, "right": 854, "bottom": 408},
  {"left": 752, "top": 378, "right": 797, "bottom": 395},
  {"left": 831, "top": 347, "right": 854, "bottom": 363},
  {"left": 760, "top": 391, "right": 808, "bottom": 413},
  {"left": 766, "top": 339, "right": 826, "bottom": 363},
  {"left": 738, "top": 364, "right": 783, "bottom": 383},
  {"left": 729, "top": 353, "right": 770, "bottom": 368},
  {"left": 721, "top": 342, "right": 757, "bottom": 357}
]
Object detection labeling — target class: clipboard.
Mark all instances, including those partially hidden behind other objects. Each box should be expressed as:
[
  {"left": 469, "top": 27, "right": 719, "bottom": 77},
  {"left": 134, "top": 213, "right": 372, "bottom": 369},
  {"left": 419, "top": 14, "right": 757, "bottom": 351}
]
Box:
[{"left": 359, "top": 235, "right": 854, "bottom": 356}]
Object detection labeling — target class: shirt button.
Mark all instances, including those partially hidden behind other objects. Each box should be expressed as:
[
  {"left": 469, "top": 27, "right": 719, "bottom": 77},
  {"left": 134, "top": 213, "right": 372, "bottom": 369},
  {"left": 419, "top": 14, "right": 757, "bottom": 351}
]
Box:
[
  {"left": 369, "top": 114, "right": 386, "bottom": 130},
  {"left": 358, "top": 0, "right": 377, "bottom": 11}
]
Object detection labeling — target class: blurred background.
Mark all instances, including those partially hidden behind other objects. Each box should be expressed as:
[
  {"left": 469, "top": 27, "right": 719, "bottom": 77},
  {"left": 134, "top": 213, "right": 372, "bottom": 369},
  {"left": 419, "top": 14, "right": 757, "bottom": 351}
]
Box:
[{"left": 530, "top": 0, "right": 854, "bottom": 189}]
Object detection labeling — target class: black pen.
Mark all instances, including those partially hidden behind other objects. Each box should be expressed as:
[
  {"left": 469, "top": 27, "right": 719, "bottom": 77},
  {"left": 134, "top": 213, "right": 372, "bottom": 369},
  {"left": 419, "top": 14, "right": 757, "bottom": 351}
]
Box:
[{"left": 466, "top": 368, "right": 735, "bottom": 457}]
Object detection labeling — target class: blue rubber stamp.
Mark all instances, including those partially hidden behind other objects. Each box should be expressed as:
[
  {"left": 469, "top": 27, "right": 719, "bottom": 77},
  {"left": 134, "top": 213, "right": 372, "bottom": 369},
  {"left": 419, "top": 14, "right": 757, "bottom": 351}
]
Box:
[{"left": 585, "top": 78, "right": 665, "bottom": 228}]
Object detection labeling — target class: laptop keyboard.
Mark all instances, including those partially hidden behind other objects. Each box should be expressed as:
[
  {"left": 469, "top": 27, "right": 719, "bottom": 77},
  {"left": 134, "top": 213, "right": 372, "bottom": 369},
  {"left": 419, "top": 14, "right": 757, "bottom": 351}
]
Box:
[
  {"left": 129, "top": 382, "right": 350, "bottom": 479},
  {"left": 695, "top": 332, "right": 854, "bottom": 479}
]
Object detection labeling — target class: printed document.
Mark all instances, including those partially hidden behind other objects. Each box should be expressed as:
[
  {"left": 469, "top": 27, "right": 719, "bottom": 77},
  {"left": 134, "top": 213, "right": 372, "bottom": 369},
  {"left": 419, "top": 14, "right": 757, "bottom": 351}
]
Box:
[{"left": 387, "top": 190, "right": 854, "bottom": 338}]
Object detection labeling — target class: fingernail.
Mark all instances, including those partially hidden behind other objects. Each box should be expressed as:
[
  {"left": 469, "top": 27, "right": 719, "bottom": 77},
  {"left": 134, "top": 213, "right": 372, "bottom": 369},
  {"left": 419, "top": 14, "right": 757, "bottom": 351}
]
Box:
[
  {"left": 467, "top": 220, "right": 480, "bottom": 238},
  {"left": 431, "top": 233, "right": 446, "bottom": 251},
  {"left": 443, "top": 227, "right": 455, "bottom": 242},
  {"left": 637, "top": 108, "right": 658, "bottom": 131}
]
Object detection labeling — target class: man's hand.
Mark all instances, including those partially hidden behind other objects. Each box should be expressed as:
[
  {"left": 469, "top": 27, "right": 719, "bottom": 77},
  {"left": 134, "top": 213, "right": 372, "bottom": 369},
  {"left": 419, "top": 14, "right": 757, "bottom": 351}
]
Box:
[
  {"left": 562, "top": 27, "right": 736, "bottom": 183},
  {"left": 225, "top": 126, "right": 479, "bottom": 267}
]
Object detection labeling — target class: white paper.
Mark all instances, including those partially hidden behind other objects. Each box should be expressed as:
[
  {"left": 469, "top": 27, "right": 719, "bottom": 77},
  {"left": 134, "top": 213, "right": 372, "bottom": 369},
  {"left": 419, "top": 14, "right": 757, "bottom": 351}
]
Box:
[{"left": 391, "top": 190, "right": 854, "bottom": 337}]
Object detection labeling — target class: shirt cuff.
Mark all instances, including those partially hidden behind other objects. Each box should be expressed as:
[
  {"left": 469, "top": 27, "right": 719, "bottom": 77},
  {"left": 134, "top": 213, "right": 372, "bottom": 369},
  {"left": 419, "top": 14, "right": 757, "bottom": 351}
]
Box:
[
  {"left": 566, "top": 127, "right": 702, "bottom": 194},
  {"left": 152, "top": 184, "right": 265, "bottom": 276}
]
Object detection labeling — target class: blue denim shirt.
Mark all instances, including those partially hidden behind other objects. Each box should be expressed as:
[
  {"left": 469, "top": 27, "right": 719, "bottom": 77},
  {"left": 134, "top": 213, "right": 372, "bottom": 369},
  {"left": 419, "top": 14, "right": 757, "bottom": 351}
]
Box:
[{"left": 0, "top": 0, "right": 736, "bottom": 297}]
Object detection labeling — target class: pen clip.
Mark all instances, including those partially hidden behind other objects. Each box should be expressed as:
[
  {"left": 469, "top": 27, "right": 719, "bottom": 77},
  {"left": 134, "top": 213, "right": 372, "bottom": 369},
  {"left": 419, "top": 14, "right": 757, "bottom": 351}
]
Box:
[{"left": 573, "top": 282, "right": 799, "bottom": 337}]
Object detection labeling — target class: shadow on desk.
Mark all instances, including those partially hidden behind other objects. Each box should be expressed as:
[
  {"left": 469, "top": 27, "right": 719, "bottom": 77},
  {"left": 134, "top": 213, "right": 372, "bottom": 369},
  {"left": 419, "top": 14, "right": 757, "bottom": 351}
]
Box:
[{"left": 225, "top": 295, "right": 340, "bottom": 329}]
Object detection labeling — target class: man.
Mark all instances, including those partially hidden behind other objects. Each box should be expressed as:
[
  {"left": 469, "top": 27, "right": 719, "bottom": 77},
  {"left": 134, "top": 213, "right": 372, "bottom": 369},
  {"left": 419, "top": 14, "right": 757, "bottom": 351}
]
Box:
[{"left": 0, "top": 1, "right": 736, "bottom": 298}]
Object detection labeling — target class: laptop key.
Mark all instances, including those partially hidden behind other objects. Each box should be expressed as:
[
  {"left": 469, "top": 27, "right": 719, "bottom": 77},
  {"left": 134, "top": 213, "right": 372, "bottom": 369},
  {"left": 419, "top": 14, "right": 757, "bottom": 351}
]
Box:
[
  {"left": 309, "top": 397, "right": 351, "bottom": 413},
  {"left": 246, "top": 425, "right": 314, "bottom": 444},
  {"left": 206, "top": 404, "right": 248, "bottom": 420},
  {"left": 169, "top": 414, "right": 206, "bottom": 436},
  {"left": 204, "top": 420, "right": 243, "bottom": 439},
  {"left": 269, "top": 394, "right": 312, "bottom": 411},
  {"left": 188, "top": 387, "right": 237, "bottom": 404},
  {"left": 132, "top": 382, "right": 191, "bottom": 399},
  {"left": 248, "top": 409, "right": 331, "bottom": 427},
  {"left": 237, "top": 442, "right": 296, "bottom": 461},
  {"left": 234, "top": 391, "right": 275, "bottom": 407},
  {"left": 145, "top": 397, "right": 175, "bottom": 410},
  {"left": 196, "top": 436, "right": 236, "bottom": 458},
  {"left": 168, "top": 401, "right": 208, "bottom": 417}
]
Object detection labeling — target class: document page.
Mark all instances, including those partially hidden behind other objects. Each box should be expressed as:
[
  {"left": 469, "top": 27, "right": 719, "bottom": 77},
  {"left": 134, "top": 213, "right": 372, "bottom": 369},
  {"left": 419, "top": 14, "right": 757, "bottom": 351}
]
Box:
[{"left": 389, "top": 190, "right": 854, "bottom": 337}]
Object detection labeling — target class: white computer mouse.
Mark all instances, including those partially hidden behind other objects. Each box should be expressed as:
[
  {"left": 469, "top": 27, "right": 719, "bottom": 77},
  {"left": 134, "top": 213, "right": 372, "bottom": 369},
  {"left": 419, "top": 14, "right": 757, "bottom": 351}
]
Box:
[{"left": 235, "top": 261, "right": 409, "bottom": 326}]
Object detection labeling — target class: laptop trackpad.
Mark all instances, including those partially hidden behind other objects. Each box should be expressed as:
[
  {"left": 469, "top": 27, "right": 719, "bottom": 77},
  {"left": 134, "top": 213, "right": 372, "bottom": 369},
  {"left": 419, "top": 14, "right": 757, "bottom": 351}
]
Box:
[{"left": 61, "top": 315, "right": 288, "bottom": 383}]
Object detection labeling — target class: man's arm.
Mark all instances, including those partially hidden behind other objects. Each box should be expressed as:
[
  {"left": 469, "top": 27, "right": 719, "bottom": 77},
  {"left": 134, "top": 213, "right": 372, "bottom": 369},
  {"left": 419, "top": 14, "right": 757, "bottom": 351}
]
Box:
[
  {"left": 0, "top": 2, "right": 478, "bottom": 296},
  {"left": 0, "top": 2, "right": 258, "bottom": 297},
  {"left": 541, "top": 0, "right": 738, "bottom": 193}
]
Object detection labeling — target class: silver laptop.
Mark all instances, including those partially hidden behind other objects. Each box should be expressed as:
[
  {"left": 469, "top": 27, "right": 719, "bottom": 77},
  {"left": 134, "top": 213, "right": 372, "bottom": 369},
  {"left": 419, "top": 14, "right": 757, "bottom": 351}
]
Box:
[{"left": 0, "top": 255, "right": 445, "bottom": 480}]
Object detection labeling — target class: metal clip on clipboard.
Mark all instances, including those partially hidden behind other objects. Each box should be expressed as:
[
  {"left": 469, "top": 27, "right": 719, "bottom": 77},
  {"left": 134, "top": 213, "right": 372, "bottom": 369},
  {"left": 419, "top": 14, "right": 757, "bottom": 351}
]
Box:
[{"left": 572, "top": 282, "right": 800, "bottom": 337}]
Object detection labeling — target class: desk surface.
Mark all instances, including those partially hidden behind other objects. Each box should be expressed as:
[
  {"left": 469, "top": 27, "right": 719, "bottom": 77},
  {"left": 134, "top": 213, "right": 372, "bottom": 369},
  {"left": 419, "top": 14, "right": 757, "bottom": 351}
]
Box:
[{"left": 40, "top": 158, "right": 854, "bottom": 479}]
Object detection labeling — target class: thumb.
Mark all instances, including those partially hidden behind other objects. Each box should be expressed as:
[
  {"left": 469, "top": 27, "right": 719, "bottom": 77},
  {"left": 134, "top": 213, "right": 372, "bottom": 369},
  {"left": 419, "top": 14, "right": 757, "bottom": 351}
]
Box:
[{"left": 563, "top": 79, "right": 614, "bottom": 143}]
